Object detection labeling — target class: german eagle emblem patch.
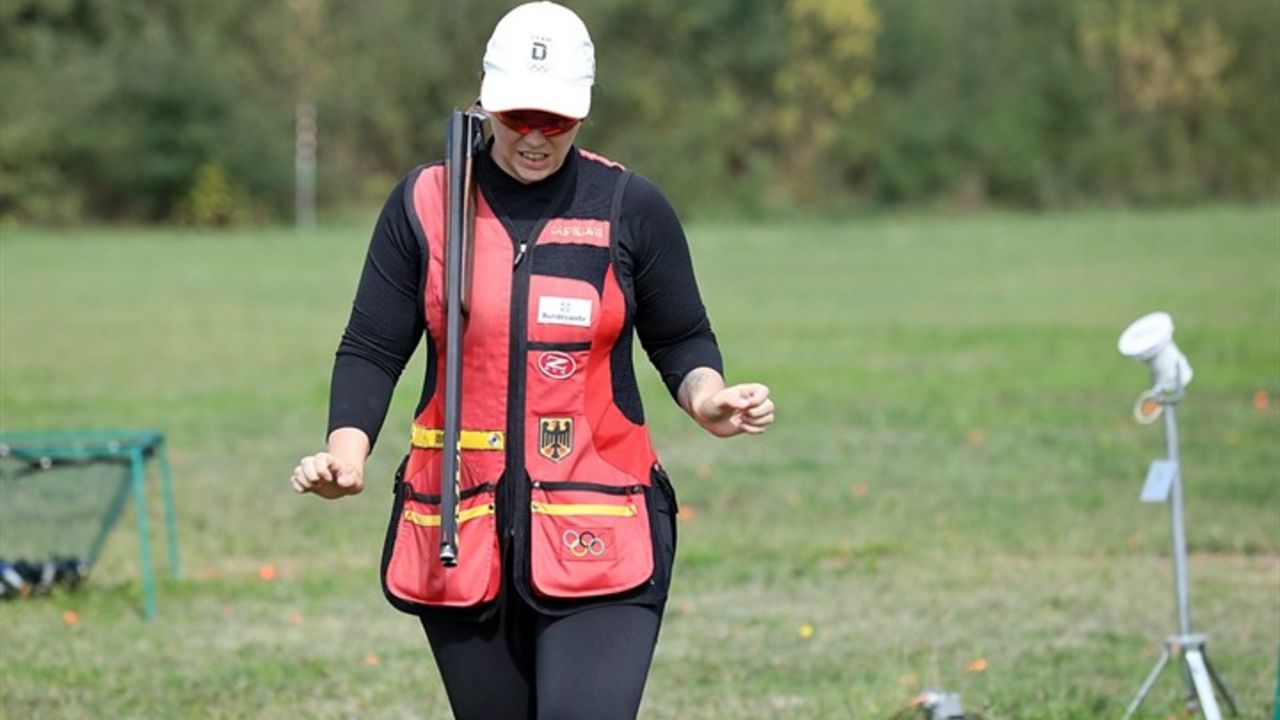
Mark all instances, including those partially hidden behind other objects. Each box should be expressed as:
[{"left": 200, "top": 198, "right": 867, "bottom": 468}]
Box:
[{"left": 538, "top": 417, "right": 574, "bottom": 463}]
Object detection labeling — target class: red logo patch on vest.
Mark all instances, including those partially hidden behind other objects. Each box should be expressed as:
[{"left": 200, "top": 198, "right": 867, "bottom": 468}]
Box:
[
  {"left": 537, "top": 351, "right": 577, "bottom": 380},
  {"left": 547, "top": 220, "right": 606, "bottom": 241},
  {"left": 538, "top": 417, "right": 574, "bottom": 463}
]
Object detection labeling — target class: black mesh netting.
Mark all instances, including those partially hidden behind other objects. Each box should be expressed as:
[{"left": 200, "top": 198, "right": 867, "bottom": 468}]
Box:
[{"left": 0, "top": 452, "right": 135, "bottom": 596}]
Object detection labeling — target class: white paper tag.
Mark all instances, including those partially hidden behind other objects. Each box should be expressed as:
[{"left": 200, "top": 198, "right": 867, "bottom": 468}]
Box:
[
  {"left": 537, "top": 296, "right": 592, "bottom": 327},
  {"left": 1140, "top": 459, "right": 1178, "bottom": 503}
]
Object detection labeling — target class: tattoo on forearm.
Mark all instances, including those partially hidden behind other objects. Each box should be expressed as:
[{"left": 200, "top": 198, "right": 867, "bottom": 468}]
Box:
[{"left": 678, "top": 368, "right": 715, "bottom": 414}]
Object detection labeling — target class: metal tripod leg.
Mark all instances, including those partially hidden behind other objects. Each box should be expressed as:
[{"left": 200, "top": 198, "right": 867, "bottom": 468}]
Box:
[
  {"left": 1185, "top": 648, "right": 1222, "bottom": 720},
  {"left": 1123, "top": 646, "right": 1170, "bottom": 720},
  {"left": 1201, "top": 648, "right": 1239, "bottom": 717},
  {"left": 1181, "top": 660, "right": 1198, "bottom": 711},
  {"left": 1123, "top": 636, "right": 1237, "bottom": 720}
]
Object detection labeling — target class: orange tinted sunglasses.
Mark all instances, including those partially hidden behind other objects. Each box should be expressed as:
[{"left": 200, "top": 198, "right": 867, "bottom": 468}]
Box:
[{"left": 491, "top": 110, "right": 581, "bottom": 137}]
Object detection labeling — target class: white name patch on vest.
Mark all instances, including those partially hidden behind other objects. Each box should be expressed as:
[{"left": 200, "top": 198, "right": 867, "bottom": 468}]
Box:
[{"left": 537, "top": 296, "right": 593, "bottom": 327}]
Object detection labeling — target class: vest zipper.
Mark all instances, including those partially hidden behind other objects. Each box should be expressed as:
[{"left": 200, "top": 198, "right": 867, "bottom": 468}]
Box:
[{"left": 504, "top": 250, "right": 533, "bottom": 543}]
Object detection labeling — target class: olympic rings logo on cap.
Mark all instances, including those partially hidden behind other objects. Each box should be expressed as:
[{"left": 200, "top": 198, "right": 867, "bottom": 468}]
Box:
[{"left": 562, "top": 529, "right": 606, "bottom": 558}]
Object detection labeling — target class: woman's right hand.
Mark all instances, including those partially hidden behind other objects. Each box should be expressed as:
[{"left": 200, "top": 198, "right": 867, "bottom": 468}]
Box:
[
  {"left": 290, "top": 428, "right": 371, "bottom": 500},
  {"left": 290, "top": 452, "right": 364, "bottom": 499}
]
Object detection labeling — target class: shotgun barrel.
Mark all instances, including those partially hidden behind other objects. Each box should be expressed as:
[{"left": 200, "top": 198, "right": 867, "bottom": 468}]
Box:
[{"left": 439, "top": 108, "right": 482, "bottom": 566}]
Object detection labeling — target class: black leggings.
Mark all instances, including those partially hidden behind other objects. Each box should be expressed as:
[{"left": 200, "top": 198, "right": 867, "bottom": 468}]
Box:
[{"left": 421, "top": 588, "right": 665, "bottom": 720}]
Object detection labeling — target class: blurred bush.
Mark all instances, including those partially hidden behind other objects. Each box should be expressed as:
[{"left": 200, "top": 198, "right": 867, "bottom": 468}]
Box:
[
  {"left": 175, "top": 164, "right": 264, "bottom": 226},
  {"left": 0, "top": 0, "right": 1275, "bottom": 224}
]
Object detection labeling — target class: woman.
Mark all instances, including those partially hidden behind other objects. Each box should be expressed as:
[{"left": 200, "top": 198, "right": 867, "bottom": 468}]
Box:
[{"left": 290, "top": 3, "right": 774, "bottom": 718}]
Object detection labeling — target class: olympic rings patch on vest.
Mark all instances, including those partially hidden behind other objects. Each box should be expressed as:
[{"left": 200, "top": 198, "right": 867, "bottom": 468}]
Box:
[{"left": 561, "top": 528, "right": 611, "bottom": 559}]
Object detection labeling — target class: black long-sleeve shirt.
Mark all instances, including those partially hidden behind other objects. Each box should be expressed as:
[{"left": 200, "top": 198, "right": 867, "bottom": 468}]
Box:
[{"left": 328, "top": 148, "right": 722, "bottom": 447}]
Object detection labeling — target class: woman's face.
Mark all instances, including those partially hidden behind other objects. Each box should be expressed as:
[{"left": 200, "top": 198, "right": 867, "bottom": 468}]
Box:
[{"left": 488, "top": 111, "right": 581, "bottom": 184}]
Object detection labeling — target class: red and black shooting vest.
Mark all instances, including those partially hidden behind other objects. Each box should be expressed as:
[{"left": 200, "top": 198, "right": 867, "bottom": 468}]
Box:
[{"left": 381, "top": 150, "right": 677, "bottom": 619}]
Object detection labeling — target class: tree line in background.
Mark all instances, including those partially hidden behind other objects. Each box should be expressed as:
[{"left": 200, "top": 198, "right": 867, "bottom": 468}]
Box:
[{"left": 2, "top": 0, "right": 1276, "bottom": 224}]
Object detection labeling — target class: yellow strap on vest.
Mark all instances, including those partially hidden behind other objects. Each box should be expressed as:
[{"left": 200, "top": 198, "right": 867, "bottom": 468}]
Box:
[
  {"left": 411, "top": 425, "right": 506, "bottom": 451},
  {"left": 403, "top": 503, "right": 496, "bottom": 528},
  {"left": 530, "top": 501, "right": 638, "bottom": 518}
]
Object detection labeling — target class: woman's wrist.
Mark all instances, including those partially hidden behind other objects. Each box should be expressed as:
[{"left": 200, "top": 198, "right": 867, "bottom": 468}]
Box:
[
  {"left": 326, "top": 427, "right": 371, "bottom": 471},
  {"left": 677, "top": 367, "right": 725, "bottom": 427}
]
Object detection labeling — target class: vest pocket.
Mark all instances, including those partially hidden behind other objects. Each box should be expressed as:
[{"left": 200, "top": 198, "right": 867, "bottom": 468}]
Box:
[
  {"left": 384, "top": 486, "right": 501, "bottom": 608},
  {"left": 528, "top": 480, "right": 655, "bottom": 599}
]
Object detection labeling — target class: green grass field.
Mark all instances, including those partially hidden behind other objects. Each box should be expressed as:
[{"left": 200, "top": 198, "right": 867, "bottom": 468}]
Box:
[{"left": 2, "top": 206, "right": 1277, "bottom": 719}]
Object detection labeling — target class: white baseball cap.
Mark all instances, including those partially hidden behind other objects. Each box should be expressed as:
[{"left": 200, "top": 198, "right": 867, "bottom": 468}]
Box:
[{"left": 480, "top": 2, "right": 595, "bottom": 119}]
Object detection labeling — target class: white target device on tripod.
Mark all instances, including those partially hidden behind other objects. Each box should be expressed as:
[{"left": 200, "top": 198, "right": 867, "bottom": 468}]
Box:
[
  {"left": 1117, "top": 311, "right": 1193, "bottom": 424},
  {"left": 1117, "top": 311, "right": 1237, "bottom": 720}
]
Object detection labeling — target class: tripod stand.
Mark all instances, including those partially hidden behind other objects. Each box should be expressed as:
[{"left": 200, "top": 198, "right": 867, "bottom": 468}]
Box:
[{"left": 1122, "top": 395, "right": 1238, "bottom": 720}]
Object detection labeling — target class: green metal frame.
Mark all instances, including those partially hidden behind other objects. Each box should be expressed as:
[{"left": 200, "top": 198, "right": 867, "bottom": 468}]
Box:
[
  {"left": 0, "top": 429, "right": 180, "bottom": 620},
  {"left": 1273, "top": 647, "right": 1279, "bottom": 720}
]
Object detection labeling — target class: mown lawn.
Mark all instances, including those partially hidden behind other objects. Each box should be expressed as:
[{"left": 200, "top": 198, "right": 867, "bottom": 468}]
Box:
[{"left": 1, "top": 206, "right": 1277, "bottom": 719}]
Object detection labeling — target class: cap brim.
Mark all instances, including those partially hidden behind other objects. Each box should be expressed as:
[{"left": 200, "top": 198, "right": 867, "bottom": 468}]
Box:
[{"left": 481, "top": 73, "right": 591, "bottom": 119}]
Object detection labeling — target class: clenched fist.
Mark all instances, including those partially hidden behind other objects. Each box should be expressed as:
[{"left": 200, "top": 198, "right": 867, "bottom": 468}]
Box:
[{"left": 290, "top": 452, "right": 364, "bottom": 499}]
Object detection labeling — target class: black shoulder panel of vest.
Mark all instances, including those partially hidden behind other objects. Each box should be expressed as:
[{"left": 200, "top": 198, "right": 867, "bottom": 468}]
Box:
[
  {"left": 402, "top": 161, "right": 441, "bottom": 258},
  {"left": 531, "top": 151, "right": 625, "bottom": 297},
  {"left": 531, "top": 244, "right": 611, "bottom": 297},
  {"left": 607, "top": 167, "right": 643, "bottom": 427},
  {"left": 565, "top": 151, "right": 626, "bottom": 220}
]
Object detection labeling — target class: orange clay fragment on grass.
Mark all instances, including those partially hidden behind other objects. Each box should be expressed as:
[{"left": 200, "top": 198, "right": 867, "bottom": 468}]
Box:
[
  {"left": 61, "top": 610, "right": 80, "bottom": 626},
  {"left": 852, "top": 482, "right": 869, "bottom": 497},
  {"left": 966, "top": 429, "right": 984, "bottom": 446},
  {"left": 677, "top": 505, "right": 697, "bottom": 522},
  {"left": 258, "top": 564, "right": 277, "bottom": 582},
  {"left": 364, "top": 654, "right": 380, "bottom": 666},
  {"left": 1254, "top": 390, "right": 1269, "bottom": 411},
  {"left": 964, "top": 658, "right": 989, "bottom": 673}
]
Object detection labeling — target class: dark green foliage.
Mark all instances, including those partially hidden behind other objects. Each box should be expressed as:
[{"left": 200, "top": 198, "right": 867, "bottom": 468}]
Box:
[
  {"left": 1, "top": 0, "right": 292, "bottom": 223},
  {"left": 0, "top": 0, "right": 1275, "bottom": 223}
]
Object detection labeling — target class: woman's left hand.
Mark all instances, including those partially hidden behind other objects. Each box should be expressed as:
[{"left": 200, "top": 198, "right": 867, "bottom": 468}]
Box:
[{"left": 694, "top": 383, "right": 775, "bottom": 438}]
